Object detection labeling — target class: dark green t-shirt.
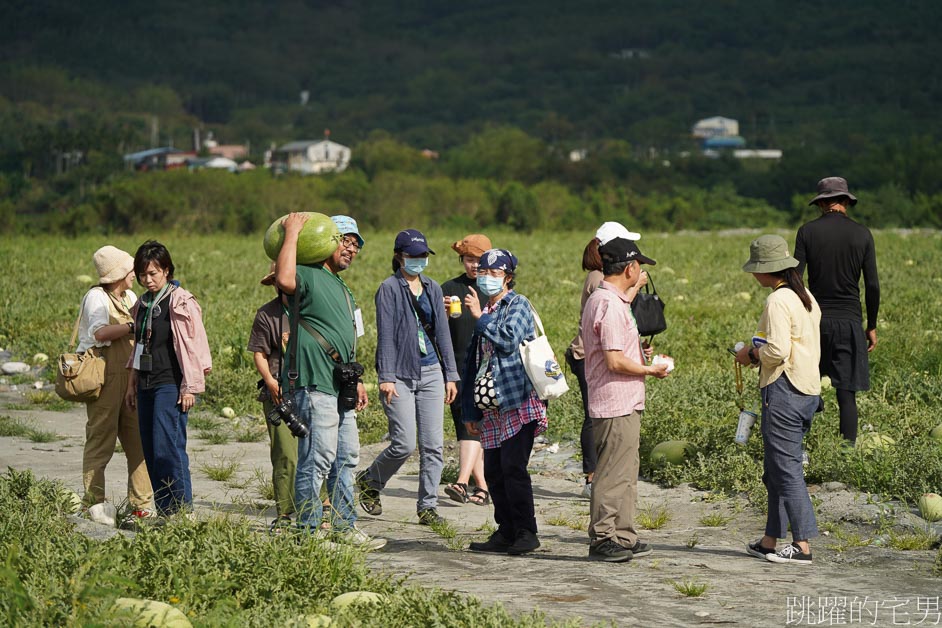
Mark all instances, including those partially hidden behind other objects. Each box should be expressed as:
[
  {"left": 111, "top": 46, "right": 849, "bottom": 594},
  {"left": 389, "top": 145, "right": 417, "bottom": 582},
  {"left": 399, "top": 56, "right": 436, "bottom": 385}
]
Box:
[{"left": 283, "top": 264, "right": 357, "bottom": 396}]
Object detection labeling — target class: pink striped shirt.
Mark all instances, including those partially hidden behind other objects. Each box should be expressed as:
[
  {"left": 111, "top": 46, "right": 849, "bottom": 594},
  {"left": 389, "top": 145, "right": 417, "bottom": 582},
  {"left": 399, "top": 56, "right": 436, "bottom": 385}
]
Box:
[{"left": 582, "top": 281, "right": 646, "bottom": 418}]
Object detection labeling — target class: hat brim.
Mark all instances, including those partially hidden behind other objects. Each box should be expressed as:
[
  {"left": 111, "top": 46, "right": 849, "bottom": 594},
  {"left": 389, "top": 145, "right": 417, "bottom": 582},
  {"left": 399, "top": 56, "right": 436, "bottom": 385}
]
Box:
[
  {"left": 808, "top": 191, "right": 858, "bottom": 206},
  {"left": 399, "top": 245, "right": 435, "bottom": 256},
  {"left": 260, "top": 271, "right": 276, "bottom": 286},
  {"left": 742, "top": 257, "right": 799, "bottom": 273},
  {"left": 636, "top": 253, "right": 656, "bottom": 266}
]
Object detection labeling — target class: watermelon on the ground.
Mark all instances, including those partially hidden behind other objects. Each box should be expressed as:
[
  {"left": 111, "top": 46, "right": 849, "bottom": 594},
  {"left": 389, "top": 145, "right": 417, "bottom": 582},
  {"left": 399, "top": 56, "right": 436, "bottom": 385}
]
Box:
[
  {"left": 650, "top": 440, "right": 697, "bottom": 466},
  {"left": 263, "top": 213, "right": 340, "bottom": 264},
  {"left": 111, "top": 598, "right": 192, "bottom": 627},
  {"left": 857, "top": 432, "right": 895, "bottom": 453},
  {"left": 329, "top": 591, "right": 385, "bottom": 612},
  {"left": 918, "top": 493, "right": 942, "bottom": 522},
  {"left": 929, "top": 424, "right": 942, "bottom": 442}
]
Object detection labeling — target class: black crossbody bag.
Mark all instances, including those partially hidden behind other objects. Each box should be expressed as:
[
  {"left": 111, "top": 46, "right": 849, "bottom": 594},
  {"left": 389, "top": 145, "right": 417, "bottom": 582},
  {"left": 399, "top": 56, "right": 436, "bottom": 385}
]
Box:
[{"left": 631, "top": 274, "right": 667, "bottom": 338}]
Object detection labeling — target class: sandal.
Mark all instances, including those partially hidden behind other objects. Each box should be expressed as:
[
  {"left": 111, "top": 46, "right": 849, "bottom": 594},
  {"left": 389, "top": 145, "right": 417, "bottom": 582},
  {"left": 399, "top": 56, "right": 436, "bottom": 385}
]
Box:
[
  {"left": 469, "top": 487, "right": 491, "bottom": 506},
  {"left": 444, "top": 483, "right": 470, "bottom": 504}
]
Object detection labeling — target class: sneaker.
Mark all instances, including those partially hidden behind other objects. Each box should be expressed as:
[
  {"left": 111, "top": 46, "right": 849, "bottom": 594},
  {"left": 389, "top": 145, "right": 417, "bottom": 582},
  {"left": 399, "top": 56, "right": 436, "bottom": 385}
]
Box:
[
  {"left": 507, "top": 529, "right": 540, "bottom": 555},
  {"left": 355, "top": 471, "right": 383, "bottom": 515},
  {"left": 766, "top": 542, "right": 813, "bottom": 565},
  {"left": 581, "top": 482, "right": 592, "bottom": 499},
  {"left": 335, "top": 525, "right": 387, "bottom": 551},
  {"left": 417, "top": 508, "right": 446, "bottom": 526},
  {"left": 802, "top": 451, "right": 810, "bottom": 467},
  {"left": 268, "top": 515, "right": 293, "bottom": 536},
  {"left": 589, "top": 539, "right": 633, "bottom": 563},
  {"left": 625, "top": 540, "right": 652, "bottom": 558},
  {"left": 746, "top": 539, "right": 777, "bottom": 559},
  {"left": 469, "top": 531, "right": 512, "bottom": 554}
]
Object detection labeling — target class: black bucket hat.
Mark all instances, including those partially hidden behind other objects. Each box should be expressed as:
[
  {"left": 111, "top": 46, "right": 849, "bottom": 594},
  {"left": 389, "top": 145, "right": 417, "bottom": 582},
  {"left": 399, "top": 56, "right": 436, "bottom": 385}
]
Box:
[{"left": 808, "top": 176, "right": 858, "bottom": 206}]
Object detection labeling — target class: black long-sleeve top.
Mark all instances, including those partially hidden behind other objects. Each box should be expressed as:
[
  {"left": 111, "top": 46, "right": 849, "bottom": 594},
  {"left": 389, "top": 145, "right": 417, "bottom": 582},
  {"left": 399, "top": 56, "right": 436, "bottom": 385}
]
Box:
[{"left": 794, "top": 212, "right": 880, "bottom": 330}]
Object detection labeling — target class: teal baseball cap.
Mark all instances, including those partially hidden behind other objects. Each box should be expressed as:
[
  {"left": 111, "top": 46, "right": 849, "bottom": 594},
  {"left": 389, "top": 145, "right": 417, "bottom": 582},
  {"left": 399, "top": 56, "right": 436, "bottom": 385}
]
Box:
[{"left": 331, "top": 215, "right": 364, "bottom": 248}]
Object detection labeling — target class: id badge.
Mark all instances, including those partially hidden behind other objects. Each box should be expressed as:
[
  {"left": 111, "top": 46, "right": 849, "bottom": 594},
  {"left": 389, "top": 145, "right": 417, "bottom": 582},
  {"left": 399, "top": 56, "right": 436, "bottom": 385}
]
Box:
[
  {"left": 139, "top": 353, "right": 153, "bottom": 372},
  {"left": 354, "top": 308, "right": 365, "bottom": 338},
  {"left": 132, "top": 343, "right": 144, "bottom": 370}
]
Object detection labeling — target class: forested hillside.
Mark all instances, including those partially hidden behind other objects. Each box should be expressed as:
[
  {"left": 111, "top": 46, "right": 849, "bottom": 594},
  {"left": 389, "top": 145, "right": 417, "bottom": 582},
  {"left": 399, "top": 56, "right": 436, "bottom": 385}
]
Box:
[{"left": 2, "top": 0, "right": 941, "bottom": 233}]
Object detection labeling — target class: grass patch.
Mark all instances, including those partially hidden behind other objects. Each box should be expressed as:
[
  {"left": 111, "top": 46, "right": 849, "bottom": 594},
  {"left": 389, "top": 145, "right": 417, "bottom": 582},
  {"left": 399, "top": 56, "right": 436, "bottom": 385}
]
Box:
[
  {"left": 235, "top": 425, "right": 267, "bottom": 443},
  {"left": 0, "top": 414, "right": 63, "bottom": 442},
  {"left": 699, "top": 512, "right": 733, "bottom": 527},
  {"left": 824, "top": 527, "right": 872, "bottom": 553},
  {"left": 197, "top": 456, "right": 241, "bottom": 482},
  {"left": 189, "top": 415, "right": 221, "bottom": 431},
  {"left": 546, "top": 514, "right": 588, "bottom": 532},
  {"left": 440, "top": 463, "right": 459, "bottom": 485},
  {"left": 637, "top": 503, "right": 671, "bottom": 530},
  {"left": 196, "top": 429, "right": 230, "bottom": 445},
  {"left": 671, "top": 578, "right": 708, "bottom": 597},
  {"left": 685, "top": 533, "right": 700, "bottom": 549},
  {"left": 24, "top": 390, "right": 75, "bottom": 412},
  {"left": 249, "top": 467, "right": 276, "bottom": 501},
  {"left": 885, "top": 527, "right": 939, "bottom": 551}
]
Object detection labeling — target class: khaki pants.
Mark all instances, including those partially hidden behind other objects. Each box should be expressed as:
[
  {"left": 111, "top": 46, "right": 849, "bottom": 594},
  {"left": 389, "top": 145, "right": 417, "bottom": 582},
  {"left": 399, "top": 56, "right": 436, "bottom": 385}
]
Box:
[
  {"left": 589, "top": 410, "right": 641, "bottom": 547},
  {"left": 82, "top": 308, "right": 152, "bottom": 510}
]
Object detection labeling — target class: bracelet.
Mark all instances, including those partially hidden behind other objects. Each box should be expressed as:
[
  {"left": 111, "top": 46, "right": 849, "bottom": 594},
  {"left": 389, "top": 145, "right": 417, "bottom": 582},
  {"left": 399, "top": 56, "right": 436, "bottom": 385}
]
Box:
[
  {"left": 748, "top": 347, "right": 759, "bottom": 365},
  {"left": 127, "top": 322, "right": 134, "bottom": 335}
]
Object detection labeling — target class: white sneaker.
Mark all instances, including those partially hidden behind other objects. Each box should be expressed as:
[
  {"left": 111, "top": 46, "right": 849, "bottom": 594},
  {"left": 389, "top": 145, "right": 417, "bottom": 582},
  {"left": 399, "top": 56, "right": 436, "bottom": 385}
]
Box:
[
  {"left": 581, "top": 482, "right": 592, "bottom": 499},
  {"left": 337, "top": 525, "right": 387, "bottom": 551},
  {"left": 801, "top": 451, "right": 810, "bottom": 467}
]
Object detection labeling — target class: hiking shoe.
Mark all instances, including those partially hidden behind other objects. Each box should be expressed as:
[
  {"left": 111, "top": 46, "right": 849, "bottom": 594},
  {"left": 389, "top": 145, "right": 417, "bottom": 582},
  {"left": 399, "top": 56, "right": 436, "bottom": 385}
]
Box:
[
  {"left": 335, "top": 525, "right": 387, "bottom": 551},
  {"left": 581, "top": 482, "right": 592, "bottom": 499},
  {"left": 746, "top": 539, "right": 777, "bottom": 559},
  {"left": 507, "top": 529, "right": 540, "bottom": 555},
  {"left": 802, "top": 451, "right": 810, "bottom": 467},
  {"left": 417, "top": 508, "right": 446, "bottom": 526},
  {"left": 355, "top": 471, "right": 382, "bottom": 515},
  {"left": 625, "top": 540, "right": 652, "bottom": 558},
  {"left": 469, "top": 531, "right": 512, "bottom": 554},
  {"left": 589, "top": 539, "right": 633, "bottom": 563},
  {"left": 766, "top": 542, "right": 813, "bottom": 565}
]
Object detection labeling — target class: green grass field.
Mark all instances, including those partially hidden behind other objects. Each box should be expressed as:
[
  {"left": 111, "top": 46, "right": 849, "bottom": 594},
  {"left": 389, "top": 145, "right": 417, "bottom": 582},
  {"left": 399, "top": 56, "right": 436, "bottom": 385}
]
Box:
[{"left": 2, "top": 228, "right": 940, "bottom": 502}]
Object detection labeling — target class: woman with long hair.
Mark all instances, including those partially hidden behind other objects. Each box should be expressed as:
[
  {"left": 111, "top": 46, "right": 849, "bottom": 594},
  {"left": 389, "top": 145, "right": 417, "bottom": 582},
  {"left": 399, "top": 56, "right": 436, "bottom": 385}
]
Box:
[{"left": 736, "top": 235, "right": 822, "bottom": 565}]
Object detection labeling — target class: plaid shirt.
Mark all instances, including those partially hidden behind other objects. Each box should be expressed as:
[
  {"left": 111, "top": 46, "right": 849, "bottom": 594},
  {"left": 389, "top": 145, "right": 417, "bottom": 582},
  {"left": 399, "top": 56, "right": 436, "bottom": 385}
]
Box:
[{"left": 480, "top": 387, "right": 547, "bottom": 450}]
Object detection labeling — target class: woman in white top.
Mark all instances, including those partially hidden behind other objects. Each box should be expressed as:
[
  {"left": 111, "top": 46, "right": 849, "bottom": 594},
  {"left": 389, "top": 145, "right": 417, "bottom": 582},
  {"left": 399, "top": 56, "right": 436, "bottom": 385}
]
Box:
[{"left": 77, "top": 246, "right": 153, "bottom": 518}]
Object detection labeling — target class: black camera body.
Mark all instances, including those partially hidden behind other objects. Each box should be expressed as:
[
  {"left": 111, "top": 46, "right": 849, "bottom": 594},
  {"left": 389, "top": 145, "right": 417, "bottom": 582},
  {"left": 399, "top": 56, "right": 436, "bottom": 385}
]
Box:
[
  {"left": 266, "top": 396, "right": 309, "bottom": 439},
  {"left": 335, "top": 361, "right": 364, "bottom": 411}
]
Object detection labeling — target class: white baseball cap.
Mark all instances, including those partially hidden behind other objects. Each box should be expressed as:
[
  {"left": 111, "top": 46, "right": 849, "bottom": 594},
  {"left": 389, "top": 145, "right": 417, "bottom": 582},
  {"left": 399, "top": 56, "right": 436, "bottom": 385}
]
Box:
[{"left": 596, "top": 222, "right": 640, "bottom": 244}]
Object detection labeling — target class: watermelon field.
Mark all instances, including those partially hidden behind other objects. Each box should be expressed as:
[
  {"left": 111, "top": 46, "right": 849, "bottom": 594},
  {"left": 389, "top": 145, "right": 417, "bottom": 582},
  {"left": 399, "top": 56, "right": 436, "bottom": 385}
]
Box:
[{"left": 2, "top": 228, "right": 941, "bottom": 504}]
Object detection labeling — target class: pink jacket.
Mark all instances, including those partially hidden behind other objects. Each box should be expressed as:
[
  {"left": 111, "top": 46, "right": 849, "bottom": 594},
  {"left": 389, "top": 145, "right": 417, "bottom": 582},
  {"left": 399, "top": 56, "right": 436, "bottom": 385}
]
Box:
[{"left": 127, "top": 285, "right": 212, "bottom": 394}]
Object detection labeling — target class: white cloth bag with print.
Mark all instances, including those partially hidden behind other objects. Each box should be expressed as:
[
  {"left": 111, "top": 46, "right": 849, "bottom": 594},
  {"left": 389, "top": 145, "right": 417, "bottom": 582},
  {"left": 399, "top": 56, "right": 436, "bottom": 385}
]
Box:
[{"left": 518, "top": 299, "right": 569, "bottom": 401}]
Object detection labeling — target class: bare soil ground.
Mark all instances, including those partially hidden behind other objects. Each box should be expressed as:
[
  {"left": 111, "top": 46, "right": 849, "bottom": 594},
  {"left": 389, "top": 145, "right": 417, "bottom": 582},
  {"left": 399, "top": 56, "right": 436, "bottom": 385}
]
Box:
[{"left": 1, "top": 386, "right": 939, "bottom": 627}]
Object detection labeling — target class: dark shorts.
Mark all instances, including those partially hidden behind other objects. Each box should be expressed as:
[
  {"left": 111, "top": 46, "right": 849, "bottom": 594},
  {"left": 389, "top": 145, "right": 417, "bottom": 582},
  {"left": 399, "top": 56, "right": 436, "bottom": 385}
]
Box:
[
  {"left": 450, "top": 382, "right": 481, "bottom": 442},
  {"left": 819, "top": 317, "right": 870, "bottom": 391}
]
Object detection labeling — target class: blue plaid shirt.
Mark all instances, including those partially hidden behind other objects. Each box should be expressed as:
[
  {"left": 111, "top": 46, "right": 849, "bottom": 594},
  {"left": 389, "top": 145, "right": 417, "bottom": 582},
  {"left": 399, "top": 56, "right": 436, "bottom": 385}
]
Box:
[{"left": 461, "top": 291, "right": 537, "bottom": 424}]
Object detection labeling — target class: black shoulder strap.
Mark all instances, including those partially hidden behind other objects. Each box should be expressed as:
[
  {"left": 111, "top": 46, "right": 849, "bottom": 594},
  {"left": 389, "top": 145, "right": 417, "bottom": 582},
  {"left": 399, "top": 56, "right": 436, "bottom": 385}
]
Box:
[
  {"left": 406, "top": 285, "right": 443, "bottom": 366},
  {"left": 285, "top": 289, "right": 301, "bottom": 393}
]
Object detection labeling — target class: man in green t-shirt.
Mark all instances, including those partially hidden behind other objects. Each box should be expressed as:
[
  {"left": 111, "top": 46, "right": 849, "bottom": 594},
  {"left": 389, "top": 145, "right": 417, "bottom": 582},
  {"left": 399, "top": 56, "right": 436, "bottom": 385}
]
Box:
[{"left": 275, "top": 212, "right": 384, "bottom": 550}]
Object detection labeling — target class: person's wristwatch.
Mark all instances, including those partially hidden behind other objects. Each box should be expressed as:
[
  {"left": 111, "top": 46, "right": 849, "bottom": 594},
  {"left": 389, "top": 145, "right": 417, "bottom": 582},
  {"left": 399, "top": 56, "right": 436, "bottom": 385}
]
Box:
[
  {"left": 748, "top": 347, "right": 759, "bottom": 365},
  {"left": 127, "top": 322, "right": 134, "bottom": 335}
]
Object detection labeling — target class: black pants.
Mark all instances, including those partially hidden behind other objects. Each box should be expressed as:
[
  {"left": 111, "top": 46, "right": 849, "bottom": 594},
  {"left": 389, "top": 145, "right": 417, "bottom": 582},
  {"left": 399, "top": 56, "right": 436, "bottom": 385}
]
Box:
[
  {"left": 565, "top": 350, "right": 597, "bottom": 476},
  {"left": 484, "top": 421, "right": 537, "bottom": 539}
]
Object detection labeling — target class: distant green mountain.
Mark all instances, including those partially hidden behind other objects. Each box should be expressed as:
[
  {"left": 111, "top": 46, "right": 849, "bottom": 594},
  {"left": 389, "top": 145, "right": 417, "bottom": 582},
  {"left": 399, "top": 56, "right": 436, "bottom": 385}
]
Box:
[{"left": 3, "top": 0, "right": 941, "bottom": 149}]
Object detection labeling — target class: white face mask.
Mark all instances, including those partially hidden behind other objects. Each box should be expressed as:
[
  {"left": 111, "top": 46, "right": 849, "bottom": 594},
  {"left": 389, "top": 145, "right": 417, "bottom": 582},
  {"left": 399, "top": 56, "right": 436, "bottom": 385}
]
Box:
[
  {"left": 476, "top": 275, "right": 504, "bottom": 296},
  {"left": 402, "top": 257, "right": 429, "bottom": 275}
]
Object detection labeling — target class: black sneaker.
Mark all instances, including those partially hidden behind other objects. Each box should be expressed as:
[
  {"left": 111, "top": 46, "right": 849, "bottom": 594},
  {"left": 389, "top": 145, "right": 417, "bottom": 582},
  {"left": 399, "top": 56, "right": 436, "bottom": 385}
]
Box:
[
  {"left": 766, "top": 542, "right": 813, "bottom": 565},
  {"left": 469, "top": 531, "right": 512, "bottom": 554},
  {"left": 417, "top": 508, "right": 446, "bottom": 526},
  {"left": 507, "top": 529, "right": 540, "bottom": 555},
  {"left": 268, "top": 515, "right": 293, "bottom": 536},
  {"left": 626, "top": 540, "right": 652, "bottom": 558},
  {"left": 589, "top": 539, "right": 633, "bottom": 563},
  {"left": 746, "top": 539, "right": 777, "bottom": 559},
  {"left": 355, "top": 471, "right": 382, "bottom": 516}
]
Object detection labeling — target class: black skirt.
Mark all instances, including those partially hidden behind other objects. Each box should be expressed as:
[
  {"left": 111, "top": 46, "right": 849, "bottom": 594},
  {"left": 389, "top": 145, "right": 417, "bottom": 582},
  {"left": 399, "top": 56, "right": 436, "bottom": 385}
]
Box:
[{"left": 819, "top": 317, "right": 870, "bottom": 391}]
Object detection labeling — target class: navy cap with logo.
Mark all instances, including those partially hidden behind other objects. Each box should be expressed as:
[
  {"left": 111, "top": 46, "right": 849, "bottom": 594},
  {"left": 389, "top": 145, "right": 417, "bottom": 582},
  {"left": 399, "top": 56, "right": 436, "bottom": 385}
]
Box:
[
  {"left": 478, "top": 248, "right": 518, "bottom": 273},
  {"left": 393, "top": 229, "right": 435, "bottom": 256},
  {"left": 598, "top": 237, "right": 657, "bottom": 266}
]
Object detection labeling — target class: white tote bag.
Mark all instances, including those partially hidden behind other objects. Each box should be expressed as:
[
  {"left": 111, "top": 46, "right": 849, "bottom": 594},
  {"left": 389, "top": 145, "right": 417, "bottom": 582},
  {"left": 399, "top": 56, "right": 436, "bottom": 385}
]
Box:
[{"left": 518, "top": 299, "right": 569, "bottom": 401}]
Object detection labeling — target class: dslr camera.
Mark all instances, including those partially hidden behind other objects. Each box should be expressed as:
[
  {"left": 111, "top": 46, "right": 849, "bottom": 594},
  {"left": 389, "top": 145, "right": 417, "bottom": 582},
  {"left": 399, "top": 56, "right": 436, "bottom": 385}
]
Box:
[
  {"left": 335, "top": 361, "right": 365, "bottom": 411},
  {"left": 266, "top": 396, "right": 309, "bottom": 439}
]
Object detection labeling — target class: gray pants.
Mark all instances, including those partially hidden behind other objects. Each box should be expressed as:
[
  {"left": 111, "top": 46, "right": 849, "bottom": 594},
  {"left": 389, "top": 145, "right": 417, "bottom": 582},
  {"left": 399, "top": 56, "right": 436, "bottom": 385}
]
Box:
[
  {"left": 761, "top": 375, "right": 819, "bottom": 541},
  {"left": 366, "top": 365, "right": 445, "bottom": 512}
]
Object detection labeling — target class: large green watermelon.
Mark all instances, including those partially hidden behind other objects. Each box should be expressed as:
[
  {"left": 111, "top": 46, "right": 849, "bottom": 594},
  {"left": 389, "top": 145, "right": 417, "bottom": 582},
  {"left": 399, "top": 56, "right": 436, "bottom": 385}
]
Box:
[
  {"left": 649, "top": 440, "right": 698, "bottom": 466},
  {"left": 264, "top": 212, "right": 341, "bottom": 264}
]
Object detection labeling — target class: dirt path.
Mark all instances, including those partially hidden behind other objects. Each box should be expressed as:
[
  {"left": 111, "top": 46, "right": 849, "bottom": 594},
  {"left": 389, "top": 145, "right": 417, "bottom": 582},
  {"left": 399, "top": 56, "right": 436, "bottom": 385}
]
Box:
[{"left": 1, "top": 388, "right": 939, "bottom": 627}]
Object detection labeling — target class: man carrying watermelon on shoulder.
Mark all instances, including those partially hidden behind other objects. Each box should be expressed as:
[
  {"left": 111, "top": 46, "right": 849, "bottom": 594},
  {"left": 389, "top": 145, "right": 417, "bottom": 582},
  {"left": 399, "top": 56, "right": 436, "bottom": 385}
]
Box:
[{"left": 275, "top": 212, "right": 385, "bottom": 551}]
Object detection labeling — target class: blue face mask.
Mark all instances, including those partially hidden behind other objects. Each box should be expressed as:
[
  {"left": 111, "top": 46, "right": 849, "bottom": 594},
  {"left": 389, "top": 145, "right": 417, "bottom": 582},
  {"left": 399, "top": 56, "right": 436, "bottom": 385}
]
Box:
[
  {"left": 477, "top": 275, "right": 505, "bottom": 296},
  {"left": 402, "top": 257, "right": 429, "bottom": 275}
]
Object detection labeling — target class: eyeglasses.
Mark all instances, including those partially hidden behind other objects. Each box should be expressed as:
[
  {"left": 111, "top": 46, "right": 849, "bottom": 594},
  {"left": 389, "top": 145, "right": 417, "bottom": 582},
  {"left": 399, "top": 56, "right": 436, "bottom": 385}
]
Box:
[
  {"left": 340, "top": 235, "right": 361, "bottom": 252},
  {"left": 477, "top": 268, "right": 506, "bottom": 277}
]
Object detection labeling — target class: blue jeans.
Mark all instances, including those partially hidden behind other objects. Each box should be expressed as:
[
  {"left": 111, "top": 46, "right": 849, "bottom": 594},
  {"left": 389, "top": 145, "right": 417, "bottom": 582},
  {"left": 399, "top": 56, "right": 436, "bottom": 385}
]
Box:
[
  {"left": 293, "top": 387, "right": 360, "bottom": 532},
  {"left": 138, "top": 384, "right": 192, "bottom": 515},
  {"left": 761, "top": 375, "right": 819, "bottom": 541}
]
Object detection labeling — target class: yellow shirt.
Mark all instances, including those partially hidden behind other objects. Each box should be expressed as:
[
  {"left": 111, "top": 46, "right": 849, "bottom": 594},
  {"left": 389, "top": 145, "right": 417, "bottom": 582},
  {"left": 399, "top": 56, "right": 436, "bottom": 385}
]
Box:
[{"left": 755, "top": 287, "right": 822, "bottom": 395}]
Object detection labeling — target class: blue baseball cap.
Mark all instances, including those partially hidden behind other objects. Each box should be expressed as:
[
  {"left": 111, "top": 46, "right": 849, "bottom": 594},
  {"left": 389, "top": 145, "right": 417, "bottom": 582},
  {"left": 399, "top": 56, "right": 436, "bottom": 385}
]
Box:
[
  {"left": 331, "top": 215, "right": 364, "bottom": 248},
  {"left": 478, "top": 248, "right": 518, "bottom": 273},
  {"left": 394, "top": 229, "right": 435, "bottom": 256}
]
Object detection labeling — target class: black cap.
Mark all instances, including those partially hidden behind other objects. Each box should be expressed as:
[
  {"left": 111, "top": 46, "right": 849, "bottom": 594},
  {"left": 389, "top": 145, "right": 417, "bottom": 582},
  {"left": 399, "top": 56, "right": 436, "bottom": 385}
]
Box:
[{"left": 598, "top": 237, "right": 656, "bottom": 266}]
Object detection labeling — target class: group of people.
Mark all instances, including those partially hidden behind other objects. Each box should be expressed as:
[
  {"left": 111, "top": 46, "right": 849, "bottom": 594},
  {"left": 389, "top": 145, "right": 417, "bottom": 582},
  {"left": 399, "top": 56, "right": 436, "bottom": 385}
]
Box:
[
  {"left": 75, "top": 175, "right": 878, "bottom": 566},
  {"left": 76, "top": 241, "right": 211, "bottom": 522}
]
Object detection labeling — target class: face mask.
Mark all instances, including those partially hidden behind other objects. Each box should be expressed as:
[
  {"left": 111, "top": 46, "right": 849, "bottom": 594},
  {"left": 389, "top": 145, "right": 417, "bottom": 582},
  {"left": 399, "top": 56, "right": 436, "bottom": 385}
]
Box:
[
  {"left": 477, "top": 275, "right": 505, "bottom": 296},
  {"left": 402, "top": 257, "right": 429, "bottom": 275}
]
